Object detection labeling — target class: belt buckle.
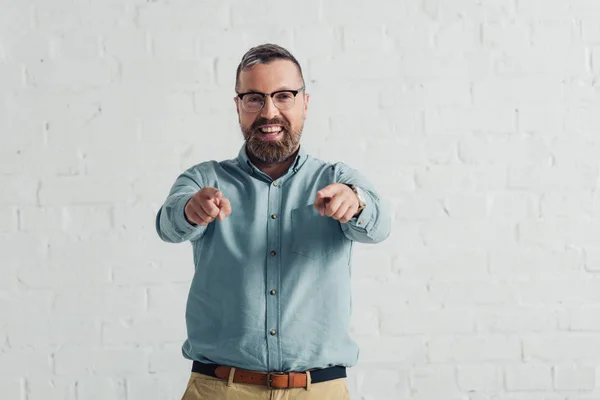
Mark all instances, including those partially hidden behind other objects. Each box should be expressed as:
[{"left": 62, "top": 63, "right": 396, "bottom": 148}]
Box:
[{"left": 267, "top": 372, "right": 286, "bottom": 389}]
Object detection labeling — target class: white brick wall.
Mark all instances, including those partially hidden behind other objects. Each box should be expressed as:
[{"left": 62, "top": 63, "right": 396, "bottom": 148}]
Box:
[{"left": 1, "top": 0, "right": 599, "bottom": 399}]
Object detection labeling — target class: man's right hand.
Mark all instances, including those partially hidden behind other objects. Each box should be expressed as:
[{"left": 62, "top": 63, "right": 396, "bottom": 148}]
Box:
[{"left": 184, "top": 187, "right": 232, "bottom": 226}]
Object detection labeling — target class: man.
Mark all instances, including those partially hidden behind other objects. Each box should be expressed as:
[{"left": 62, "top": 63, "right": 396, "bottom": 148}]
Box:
[{"left": 156, "top": 43, "right": 391, "bottom": 400}]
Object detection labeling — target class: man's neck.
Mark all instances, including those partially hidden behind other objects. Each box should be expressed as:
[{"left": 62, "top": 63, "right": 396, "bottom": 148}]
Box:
[{"left": 248, "top": 146, "right": 300, "bottom": 181}]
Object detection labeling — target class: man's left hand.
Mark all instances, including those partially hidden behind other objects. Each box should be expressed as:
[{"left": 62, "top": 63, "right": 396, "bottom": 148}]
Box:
[{"left": 313, "top": 183, "right": 359, "bottom": 223}]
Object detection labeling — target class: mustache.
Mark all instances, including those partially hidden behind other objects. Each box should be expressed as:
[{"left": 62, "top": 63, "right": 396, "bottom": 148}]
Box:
[{"left": 250, "top": 117, "right": 290, "bottom": 131}]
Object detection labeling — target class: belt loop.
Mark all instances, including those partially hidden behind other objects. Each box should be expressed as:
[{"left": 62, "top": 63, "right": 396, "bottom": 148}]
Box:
[
  {"left": 227, "top": 367, "right": 236, "bottom": 387},
  {"left": 305, "top": 370, "right": 312, "bottom": 391}
]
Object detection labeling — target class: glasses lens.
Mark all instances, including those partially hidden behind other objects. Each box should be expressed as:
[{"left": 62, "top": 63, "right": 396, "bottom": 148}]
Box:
[
  {"left": 243, "top": 94, "right": 264, "bottom": 112},
  {"left": 273, "top": 91, "right": 296, "bottom": 111}
]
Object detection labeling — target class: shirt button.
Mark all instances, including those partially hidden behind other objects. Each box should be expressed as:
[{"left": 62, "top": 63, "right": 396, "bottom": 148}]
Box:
[
  {"left": 358, "top": 220, "right": 364, "bottom": 225},
  {"left": 273, "top": 181, "right": 279, "bottom": 187},
  {"left": 270, "top": 250, "right": 276, "bottom": 256},
  {"left": 270, "top": 289, "right": 276, "bottom": 295},
  {"left": 270, "top": 329, "right": 276, "bottom": 336},
  {"left": 271, "top": 214, "right": 277, "bottom": 219}
]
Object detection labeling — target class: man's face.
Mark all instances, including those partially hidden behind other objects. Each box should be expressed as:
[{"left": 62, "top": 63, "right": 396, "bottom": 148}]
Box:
[{"left": 235, "top": 59, "right": 309, "bottom": 164}]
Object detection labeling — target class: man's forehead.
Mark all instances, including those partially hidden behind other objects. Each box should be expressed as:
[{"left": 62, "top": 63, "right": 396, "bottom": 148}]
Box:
[{"left": 238, "top": 60, "right": 303, "bottom": 91}]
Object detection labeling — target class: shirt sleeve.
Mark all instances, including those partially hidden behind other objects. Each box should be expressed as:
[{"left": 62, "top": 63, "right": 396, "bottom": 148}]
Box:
[
  {"left": 333, "top": 162, "right": 391, "bottom": 244},
  {"left": 155, "top": 165, "right": 209, "bottom": 243}
]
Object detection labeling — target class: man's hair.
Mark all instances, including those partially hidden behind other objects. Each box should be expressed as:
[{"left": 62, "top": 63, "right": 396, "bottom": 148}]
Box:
[{"left": 235, "top": 43, "right": 305, "bottom": 92}]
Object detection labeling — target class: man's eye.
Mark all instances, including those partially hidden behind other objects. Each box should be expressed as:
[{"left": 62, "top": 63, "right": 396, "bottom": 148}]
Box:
[{"left": 246, "top": 95, "right": 263, "bottom": 103}]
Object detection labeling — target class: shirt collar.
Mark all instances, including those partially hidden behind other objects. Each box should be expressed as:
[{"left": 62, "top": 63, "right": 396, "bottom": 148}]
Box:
[{"left": 237, "top": 143, "right": 309, "bottom": 176}]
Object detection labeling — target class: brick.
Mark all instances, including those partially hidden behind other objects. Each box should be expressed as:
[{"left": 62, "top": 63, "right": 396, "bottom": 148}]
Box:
[
  {"left": 523, "top": 334, "right": 600, "bottom": 362},
  {"left": 457, "top": 364, "right": 501, "bottom": 391},
  {"left": 488, "top": 247, "right": 583, "bottom": 278},
  {"left": 488, "top": 192, "right": 540, "bottom": 220},
  {"left": 119, "top": 59, "right": 214, "bottom": 91},
  {"left": 582, "top": 18, "right": 600, "bottom": 44},
  {"left": 101, "top": 29, "right": 149, "bottom": 58},
  {"left": 496, "top": 45, "right": 587, "bottom": 78},
  {"left": 429, "top": 335, "right": 521, "bottom": 362},
  {"left": 505, "top": 364, "right": 553, "bottom": 391},
  {"left": 0, "top": 176, "right": 39, "bottom": 206},
  {"left": 387, "top": 19, "right": 437, "bottom": 49},
  {"left": 475, "top": 307, "right": 558, "bottom": 333},
  {"left": 49, "top": 31, "right": 101, "bottom": 59},
  {"left": 381, "top": 80, "right": 473, "bottom": 109},
  {"left": 400, "top": 50, "right": 494, "bottom": 80},
  {"left": 381, "top": 307, "right": 474, "bottom": 335},
  {"left": 472, "top": 78, "right": 562, "bottom": 107},
  {"left": 355, "top": 367, "right": 410, "bottom": 399},
  {"left": 435, "top": 19, "right": 480, "bottom": 51},
  {"left": 420, "top": 219, "right": 517, "bottom": 251},
  {"left": 26, "top": 378, "right": 76, "bottom": 400},
  {"left": 76, "top": 377, "right": 127, "bottom": 400},
  {"left": 508, "top": 165, "right": 598, "bottom": 192},
  {"left": 428, "top": 280, "right": 516, "bottom": 306},
  {"left": 0, "top": 62, "right": 26, "bottom": 91},
  {"left": 149, "top": 345, "right": 191, "bottom": 374},
  {"left": 567, "top": 307, "right": 600, "bottom": 331},
  {"left": 293, "top": 28, "right": 339, "bottom": 57},
  {"left": 136, "top": 2, "right": 230, "bottom": 30},
  {"left": 414, "top": 165, "right": 508, "bottom": 194},
  {"left": 553, "top": 365, "right": 596, "bottom": 391},
  {"left": 54, "top": 347, "right": 148, "bottom": 375},
  {"left": 39, "top": 177, "right": 135, "bottom": 206},
  {"left": 8, "top": 317, "right": 99, "bottom": 348},
  {"left": 350, "top": 247, "right": 394, "bottom": 283},
  {"left": 585, "top": 248, "right": 600, "bottom": 272},
  {"left": 53, "top": 287, "right": 146, "bottom": 318},
  {"left": 232, "top": 0, "right": 321, "bottom": 27},
  {"left": 0, "top": 207, "right": 17, "bottom": 233},
  {"left": 349, "top": 307, "right": 379, "bottom": 336},
  {"left": 410, "top": 365, "right": 461, "bottom": 398},
  {"left": 147, "top": 284, "right": 188, "bottom": 315},
  {"left": 458, "top": 135, "right": 553, "bottom": 167},
  {"left": 102, "top": 316, "right": 186, "bottom": 346},
  {"left": 0, "top": 350, "right": 52, "bottom": 376},
  {"left": 517, "top": 220, "right": 600, "bottom": 249},
  {"left": 0, "top": 378, "right": 22, "bottom": 400},
  {"left": 513, "top": 278, "right": 600, "bottom": 305},
  {"left": 393, "top": 249, "right": 488, "bottom": 280},
  {"left": 322, "top": 0, "right": 410, "bottom": 24},
  {"left": 342, "top": 26, "right": 393, "bottom": 53},
  {"left": 357, "top": 336, "right": 427, "bottom": 364},
  {"left": 26, "top": 59, "right": 120, "bottom": 88},
  {"left": 515, "top": 0, "right": 571, "bottom": 19},
  {"left": 482, "top": 19, "right": 531, "bottom": 49},
  {"left": 424, "top": 107, "right": 517, "bottom": 137}
]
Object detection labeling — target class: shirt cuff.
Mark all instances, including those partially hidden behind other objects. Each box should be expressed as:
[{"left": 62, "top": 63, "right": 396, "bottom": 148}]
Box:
[
  {"left": 349, "top": 196, "right": 374, "bottom": 230},
  {"left": 176, "top": 193, "right": 201, "bottom": 233}
]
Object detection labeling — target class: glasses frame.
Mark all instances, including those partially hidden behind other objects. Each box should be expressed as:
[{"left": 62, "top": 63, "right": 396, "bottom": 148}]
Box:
[{"left": 236, "top": 87, "right": 305, "bottom": 112}]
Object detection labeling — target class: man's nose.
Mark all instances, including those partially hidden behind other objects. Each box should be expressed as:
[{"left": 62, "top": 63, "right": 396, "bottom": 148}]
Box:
[{"left": 260, "top": 96, "right": 279, "bottom": 120}]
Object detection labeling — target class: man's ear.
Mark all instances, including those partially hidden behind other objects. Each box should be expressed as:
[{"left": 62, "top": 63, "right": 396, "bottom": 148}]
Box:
[
  {"left": 234, "top": 97, "right": 240, "bottom": 117},
  {"left": 303, "top": 93, "right": 310, "bottom": 120}
]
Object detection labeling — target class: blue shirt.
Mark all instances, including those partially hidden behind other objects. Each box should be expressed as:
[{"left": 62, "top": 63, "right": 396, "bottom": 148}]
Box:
[{"left": 155, "top": 145, "right": 391, "bottom": 372}]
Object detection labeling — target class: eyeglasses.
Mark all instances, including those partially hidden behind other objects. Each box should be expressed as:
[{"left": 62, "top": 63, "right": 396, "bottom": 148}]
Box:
[{"left": 236, "top": 87, "right": 305, "bottom": 112}]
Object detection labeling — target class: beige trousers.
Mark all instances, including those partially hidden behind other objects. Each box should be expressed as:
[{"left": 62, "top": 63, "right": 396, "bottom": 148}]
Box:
[{"left": 181, "top": 371, "right": 351, "bottom": 400}]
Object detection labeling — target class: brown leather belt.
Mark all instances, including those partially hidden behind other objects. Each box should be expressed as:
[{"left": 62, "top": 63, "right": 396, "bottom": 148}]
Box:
[
  {"left": 192, "top": 361, "right": 347, "bottom": 389},
  {"left": 216, "top": 367, "right": 307, "bottom": 389}
]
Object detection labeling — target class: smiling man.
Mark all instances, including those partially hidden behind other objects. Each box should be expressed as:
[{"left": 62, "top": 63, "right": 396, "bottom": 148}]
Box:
[{"left": 156, "top": 44, "right": 391, "bottom": 400}]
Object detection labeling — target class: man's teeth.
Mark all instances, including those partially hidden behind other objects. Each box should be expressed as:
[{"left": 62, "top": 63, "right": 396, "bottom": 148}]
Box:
[{"left": 260, "top": 126, "right": 282, "bottom": 133}]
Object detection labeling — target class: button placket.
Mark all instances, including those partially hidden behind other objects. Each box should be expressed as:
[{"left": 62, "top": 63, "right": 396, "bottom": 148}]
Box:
[{"left": 265, "top": 178, "right": 282, "bottom": 369}]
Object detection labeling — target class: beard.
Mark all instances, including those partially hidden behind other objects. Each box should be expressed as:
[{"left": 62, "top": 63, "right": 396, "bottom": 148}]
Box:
[{"left": 242, "top": 117, "right": 303, "bottom": 164}]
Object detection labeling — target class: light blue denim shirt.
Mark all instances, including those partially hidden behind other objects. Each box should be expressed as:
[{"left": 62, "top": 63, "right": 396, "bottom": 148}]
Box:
[{"left": 156, "top": 145, "right": 391, "bottom": 372}]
